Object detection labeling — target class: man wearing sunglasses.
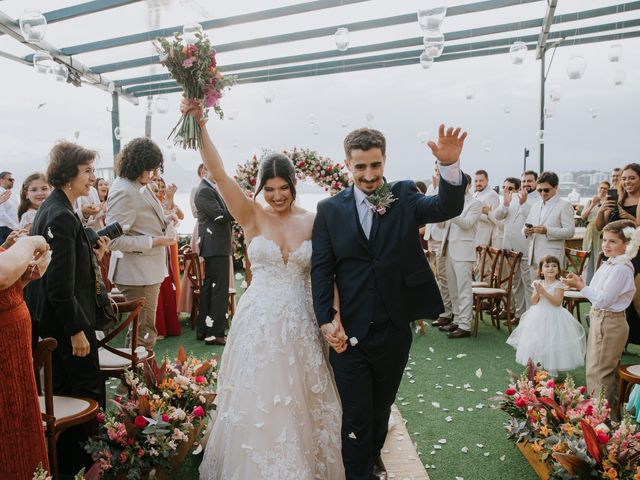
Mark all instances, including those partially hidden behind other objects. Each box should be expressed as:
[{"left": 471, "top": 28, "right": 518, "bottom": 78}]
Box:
[
  {"left": 0, "top": 171, "right": 19, "bottom": 244},
  {"left": 523, "top": 171, "right": 575, "bottom": 277}
]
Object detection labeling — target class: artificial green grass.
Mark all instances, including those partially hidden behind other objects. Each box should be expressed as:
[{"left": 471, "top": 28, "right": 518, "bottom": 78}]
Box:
[{"left": 112, "top": 280, "right": 640, "bottom": 480}]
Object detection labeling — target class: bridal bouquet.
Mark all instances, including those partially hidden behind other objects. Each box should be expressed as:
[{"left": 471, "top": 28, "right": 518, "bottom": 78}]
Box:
[{"left": 155, "top": 30, "right": 234, "bottom": 150}]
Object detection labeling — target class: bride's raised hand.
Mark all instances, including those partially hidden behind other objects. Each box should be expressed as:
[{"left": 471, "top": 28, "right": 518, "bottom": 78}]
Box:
[{"left": 180, "top": 98, "right": 207, "bottom": 127}]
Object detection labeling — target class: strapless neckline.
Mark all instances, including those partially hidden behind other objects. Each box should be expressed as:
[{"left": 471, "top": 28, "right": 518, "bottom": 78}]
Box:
[{"left": 248, "top": 235, "right": 311, "bottom": 267}]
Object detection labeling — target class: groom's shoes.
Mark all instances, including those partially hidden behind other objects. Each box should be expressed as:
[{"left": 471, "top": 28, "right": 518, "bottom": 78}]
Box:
[
  {"left": 431, "top": 316, "right": 453, "bottom": 327},
  {"left": 372, "top": 455, "right": 387, "bottom": 480},
  {"left": 438, "top": 323, "right": 458, "bottom": 333},
  {"left": 448, "top": 328, "right": 471, "bottom": 339},
  {"left": 204, "top": 336, "right": 227, "bottom": 346}
]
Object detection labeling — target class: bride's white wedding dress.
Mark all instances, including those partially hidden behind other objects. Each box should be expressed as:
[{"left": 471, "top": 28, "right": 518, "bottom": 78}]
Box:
[{"left": 199, "top": 235, "right": 344, "bottom": 480}]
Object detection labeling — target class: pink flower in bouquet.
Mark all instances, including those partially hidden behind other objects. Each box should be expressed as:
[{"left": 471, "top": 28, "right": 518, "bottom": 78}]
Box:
[
  {"left": 506, "top": 387, "right": 517, "bottom": 396},
  {"left": 96, "top": 412, "right": 106, "bottom": 423},
  {"left": 597, "top": 431, "right": 610, "bottom": 444},
  {"left": 182, "top": 57, "right": 197, "bottom": 68},
  {"left": 195, "top": 375, "right": 206, "bottom": 384},
  {"left": 514, "top": 396, "right": 527, "bottom": 408},
  {"left": 193, "top": 405, "right": 205, "bottom": 418},
  {"left": 161, "top": 413, "right": 170, "bottom": 422},
  {"left": 579, "top": 386, "right": 587, "bottom": 394},
  {"left": 119, "top": 452, "right": 128, "bottom": 464},
  {"left": 134, "top": 415, "right": 149, "bottom": 429},
  {"left": 138, "top": 448, "right": 145, "bottom": 458},
  {"left": 546, "top": 379, "right": 555, "bottom": 388}
]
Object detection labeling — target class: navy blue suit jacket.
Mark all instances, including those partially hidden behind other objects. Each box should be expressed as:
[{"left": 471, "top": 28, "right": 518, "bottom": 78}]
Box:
[{"left": 311, "top": 177, "right": 466, "bottom": 340}]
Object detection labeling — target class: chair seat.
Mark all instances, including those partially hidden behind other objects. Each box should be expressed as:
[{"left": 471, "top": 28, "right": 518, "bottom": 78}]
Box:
[
  {"left": 624, "top": 364, "right": 640, "bottom": 378},
  {"left": 229, "top": 288, "right": 236, "bottom": 294},
  {"left": 473, "top": 287, "right": 507, "bottom": 296},
  {"left": 564, "top": 289, "right": 589, "bottom": 300},
  {"left": 99, "top": 346, "right": 149, "bottom": 368},
  {"left": 39, "top": 395, "right": 93, "bottom": 421},
  {"left": 472, "top": 281, "right": 489, "bottom": 288}
]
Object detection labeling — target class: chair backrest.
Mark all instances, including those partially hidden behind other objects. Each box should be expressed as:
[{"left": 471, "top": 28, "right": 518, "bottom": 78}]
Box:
[
  {"left": 33, "top": 338, "right": 58, "bottom": 425},
  {"left": 98, "top": 297, "right": 146, "bottom": 368},
  {"left": 564, "top": 247, "right": 591, "bottom": 276},
  {"left": 474, "top": 246, "right": 487, "bottom": 279},
  {"left": 185, "top": 252, "right": 203, "bottom": 292},
  {"left": 484, "top": 247, "right": 503, "bottom": 287},
  {"left": 497, "top": 249, "right": 524, "bottom": 293}
]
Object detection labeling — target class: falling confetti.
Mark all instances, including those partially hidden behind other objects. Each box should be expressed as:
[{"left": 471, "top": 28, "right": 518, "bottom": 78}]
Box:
[
  {"left": 431, "top": 402, "right": 440, "bottom": 408},
  {"left": 241, "top": 280, "right": 248, "bottom": 289},
  {"left": 192, "top": 443, "right": 203, "bottom": 455},
  {"left": 254, "top": 422, "right": 264, "bottom": 428},
  {"left": 461, "top": 447, "right": 469, "bottom": 453},
  {"left": 428, "top": 347, "right": 434, "bottom": 353},
  {"left": 445, "top": 416, "right": 453, "bottom": 422},
  {"left": 475, "top": 368, "right": 483, "bottom": 378},
  {"left": 438, "top": 439, "right": 447, "bottom": 444},
  {"left": 47, "top": 227, "right": 53, "bottom": 239},
  {"left": 348, "top": 432, "right": 357, "bottom": 439},
  {"left": 235, "top": 273, "right": 243, "bottom": 280},
  {"left": 214, "top": 215, "right": 223, "bottom": 221},
  {"left": 349, "top": 337, "right": 358, "bottom": 347},
  {"left": 205, "top": 316, "right": 213, "bottom": 327}
]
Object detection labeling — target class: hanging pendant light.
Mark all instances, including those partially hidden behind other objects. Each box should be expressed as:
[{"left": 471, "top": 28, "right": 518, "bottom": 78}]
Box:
[
  {"left": 566, "top": 55, "right": 587, "bottom": 80},
  {"left": 423, "top": 32, "right": 445, "bottom": 58},
  {"left": 608, "top": 44, "right": 622, "bottom": 62},
  {"left": 334, "top": 28, "right": 350, "bottom": 51},
  {"left": 417, "top": 1, "right": 447, "bottom": 31},
  {"left": 419, "top": 51, "right": 434, "bottom": 69},
  {"left": 19, "top": 10, "right": 47, "bottom": 42},
  {"left": 509, "top": 41, "right": 527, "bottom": 65}
]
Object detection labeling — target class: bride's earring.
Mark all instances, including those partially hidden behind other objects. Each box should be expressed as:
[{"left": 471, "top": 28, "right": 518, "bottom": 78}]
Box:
[{"left": 66, "top": 183, "right": 72, "bottom": 191}]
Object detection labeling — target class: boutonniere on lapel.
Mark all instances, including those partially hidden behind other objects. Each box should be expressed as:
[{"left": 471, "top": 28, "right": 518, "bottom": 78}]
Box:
[{"left": 367, "top": 183, "right": 396, "bottom": 215}]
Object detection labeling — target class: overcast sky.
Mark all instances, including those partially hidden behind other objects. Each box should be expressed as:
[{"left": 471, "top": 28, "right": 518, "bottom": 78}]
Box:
[{"left": 0, "top": 0, "right": 638, "bottom": 231}]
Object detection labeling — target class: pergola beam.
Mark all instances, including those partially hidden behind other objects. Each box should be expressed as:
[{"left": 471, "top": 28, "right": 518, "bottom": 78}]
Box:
[
  {"left": 130, "top": 28, "right": 640, "bottom": 97},
  {"left": 536, "top": 0, "right": 559, "bottom": 59},
  {"left": 44, "top": 0, "right": 144, "bottom": 23},
  {"left": 62, "top": 0, "right": 542, "bottom": 57}
]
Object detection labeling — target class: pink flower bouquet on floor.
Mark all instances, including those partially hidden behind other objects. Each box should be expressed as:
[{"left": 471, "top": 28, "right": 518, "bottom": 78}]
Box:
[{"left": 155, "top": 29, "right": 234, "bottom": 150}]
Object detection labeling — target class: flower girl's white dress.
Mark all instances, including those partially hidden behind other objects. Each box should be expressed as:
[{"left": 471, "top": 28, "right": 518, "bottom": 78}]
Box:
[
  {"left": 199, "top": 235, "right": 344, "bottom": 479},
  {"left": 506, "top": 280, "right": 586, "bottom": 376}
]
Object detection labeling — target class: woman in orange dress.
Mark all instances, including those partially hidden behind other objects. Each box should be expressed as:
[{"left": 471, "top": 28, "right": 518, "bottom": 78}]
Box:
[{"left": 0, "top": 234, "right": 51, "bottom": 479}]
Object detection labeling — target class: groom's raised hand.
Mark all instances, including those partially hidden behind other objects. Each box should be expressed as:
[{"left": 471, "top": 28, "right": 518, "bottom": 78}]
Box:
[{"left": 426, "top": 124, "right": 468, "bottom": 166}]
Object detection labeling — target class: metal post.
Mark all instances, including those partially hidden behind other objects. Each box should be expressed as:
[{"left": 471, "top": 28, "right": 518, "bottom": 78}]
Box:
[
  {"left": 539, "top": 48, "right": 545, "bottom": 173},
  {"left": 111, "top": 92, "right": 121, "bottom": 163},
  {"left": 145, "top": 96, "right": 152, "bottom": 138}
]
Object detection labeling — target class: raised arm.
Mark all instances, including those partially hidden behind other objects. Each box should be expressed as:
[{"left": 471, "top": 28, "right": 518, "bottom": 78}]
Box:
[{"left": 181, "top": 99, "right": 258, "bottom": 233}]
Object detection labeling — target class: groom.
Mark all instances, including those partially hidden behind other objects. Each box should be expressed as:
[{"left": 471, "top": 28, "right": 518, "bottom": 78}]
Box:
[{"left": 311, "top": 125, "right": 467, "bottom": 479}]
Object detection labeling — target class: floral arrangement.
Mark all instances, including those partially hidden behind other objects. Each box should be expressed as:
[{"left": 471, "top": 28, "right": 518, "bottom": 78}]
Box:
[
  {"left": 623, "top": 225, "right": 640, "bottom": 260},
  {"left": 32, "top": 463, "right": 84, "bottom": 480},
  {"left": 497, "top": 360, "right": 640, "bottom": 479},
  {"left": 366, "top": 183, "right": 396, "bottom": 215},
  {"left": 84, "top": 347, "right": 217, "bottom": 479},
  {"left": 231, "top": 148, "right": 351, "bottom": 262},
  {"left": 155, "top": 29, "right": 234, "bottom": 150}
]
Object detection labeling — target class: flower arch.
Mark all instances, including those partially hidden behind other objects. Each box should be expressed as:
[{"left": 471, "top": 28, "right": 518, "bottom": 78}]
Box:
[{"left": 232, "top": 148, "right": 351, "bottom": 262}]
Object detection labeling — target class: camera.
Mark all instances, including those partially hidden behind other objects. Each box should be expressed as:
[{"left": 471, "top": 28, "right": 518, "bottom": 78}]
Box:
[{"left": 85, "top": 222, "right": 128, "bottom": 249}]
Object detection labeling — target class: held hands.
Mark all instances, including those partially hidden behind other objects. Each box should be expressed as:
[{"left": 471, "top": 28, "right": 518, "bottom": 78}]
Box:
[
  {"left": 426, "top": 124, "right": 468, "bottom": 166},
  {"left": 180, "top": 98, "right": 207, "bottom": 127},
  {"left": 563, "top": 272, "right": 585, "bottom": 291},
  {"left": 71, "top": 331, "right": 90, "bottom": 357},
  {"left": 321, "top": 314, "right": 348, "bottom": 353}
]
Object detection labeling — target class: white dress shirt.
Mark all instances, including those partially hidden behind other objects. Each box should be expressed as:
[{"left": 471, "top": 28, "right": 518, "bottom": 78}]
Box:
[
  {"left": 580, "top": 257, "right": 636, "bottom": 312},
  {"left": 0, "top": 187, "right": 19, "bottom": 230}
]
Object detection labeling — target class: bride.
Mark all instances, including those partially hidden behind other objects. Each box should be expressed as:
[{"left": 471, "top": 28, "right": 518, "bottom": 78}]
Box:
[{"left": 181, "top": 100, "right": 346, "bottom": 479}]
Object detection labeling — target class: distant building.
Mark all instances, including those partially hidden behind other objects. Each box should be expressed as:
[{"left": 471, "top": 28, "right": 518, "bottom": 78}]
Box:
[{"left": 559, "top": 172, "right": 574, "bottom": 183}]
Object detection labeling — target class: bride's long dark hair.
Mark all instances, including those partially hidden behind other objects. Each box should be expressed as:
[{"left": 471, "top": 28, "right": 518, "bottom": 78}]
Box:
[{"left": 254, "top": 152, "right": 297, "bottom": 201}]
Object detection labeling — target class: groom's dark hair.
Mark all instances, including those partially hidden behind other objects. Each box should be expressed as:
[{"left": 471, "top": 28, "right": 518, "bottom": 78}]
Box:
[{"left": 344, "top": 128, "right": 386, "bottom": 159}]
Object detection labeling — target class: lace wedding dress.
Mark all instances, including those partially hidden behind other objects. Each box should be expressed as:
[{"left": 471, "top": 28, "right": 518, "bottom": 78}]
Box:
[{"left": 199, "top": 235, "right": 344, "bottom": 480}]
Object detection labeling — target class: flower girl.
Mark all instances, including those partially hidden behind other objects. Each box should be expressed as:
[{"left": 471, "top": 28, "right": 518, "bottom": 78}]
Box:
[{"left": 507, "top": 254, "right": 586, "bottom": 376}]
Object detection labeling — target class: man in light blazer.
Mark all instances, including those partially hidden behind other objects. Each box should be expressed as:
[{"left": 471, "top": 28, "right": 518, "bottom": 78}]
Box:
[
  {"left": 106, "top": 137, "right": 175, "bottom": 350},
  {"left": 438, "top": 174, "right": 482, "bottom": 338},
  {"left": 472, "top": 169, "right": 500, "bottom": 248},
  {"left": 523, "top": 171, "right": 575, "bottom": 277},
  {"left": 195, "top": 167, "right": 233, "bottom": 345}
]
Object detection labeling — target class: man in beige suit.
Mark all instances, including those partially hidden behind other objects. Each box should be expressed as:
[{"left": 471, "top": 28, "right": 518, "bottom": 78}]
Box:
[
  {"left": 472, "top": 170, "right": 500, "bottom": 248},
  {"left": 107, "top": 138, "right": 176, "bottom": 349},
  {"left": 438, "top": 174, "right": 482, "bottom": 338},
  {"left": 523, "top": 171, "right": 575, "bottom": 278}
]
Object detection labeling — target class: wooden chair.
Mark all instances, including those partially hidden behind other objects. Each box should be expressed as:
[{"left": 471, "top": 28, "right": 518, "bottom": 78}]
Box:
[
  {"left": 562, "top": 247, "right": 591, "bottom": 324},
  {"left": 617, "top": 364, "right": 640, "bottom": 418},
  {"left": 473, "top": 246, "right": 501, "bottom": 289},
  {"left": 184, "top": 251, "right": 203, "bottom": 330},
  {"left": 472, "top": 249, "right": 523, "bottom": 336},
  {"left": 34, "top": 338, "right": 99, "bottom": 480}
]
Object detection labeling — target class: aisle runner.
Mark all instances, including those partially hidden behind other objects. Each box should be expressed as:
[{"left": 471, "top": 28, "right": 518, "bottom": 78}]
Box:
[{"left": 382, "top": 404, "right": 429, "bottom": 480}]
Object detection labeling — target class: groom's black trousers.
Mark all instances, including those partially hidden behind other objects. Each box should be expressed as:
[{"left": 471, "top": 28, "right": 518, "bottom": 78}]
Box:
[{"left": 330, "top": 295, "right": 412, "bottom": 480}]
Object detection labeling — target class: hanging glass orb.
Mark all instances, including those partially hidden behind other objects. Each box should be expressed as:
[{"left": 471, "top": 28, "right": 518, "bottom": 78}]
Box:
[
  {"left": 417, "top": 131, "right": 429, "bottom": 143},
  {"left": 548, "top": 85, "right": 563, "bottom": 102},
  {"left": 264, "top": 88, "right": 275, "bottom": 104},
  {"left": 613, "top": 70, "right": 626, "bottom": 86},
  {"left": 232, "top": 139, "right": 239, "bottom": 148},
  {"left": 307, "top": 114, "right": 318, "bottom": 126},
  {"left": 566, "top": 54, "right": 587, "bottom": 80},
  {"left": 608, "top": 44, "right": 622, "bottom": 62},
  {"left": 170, "top": 153, "right": 177, "bottom": 162},
  {"left": 417, "top": 2, "right": 447, "bottom": 31},
  {"left": 183, "top": 23, "right": 202, "bottom": 45},
  {"left": 156, "top": 95, "right": 169, "bottom": 114},
  {"left": 419, "top": 51, "right": 434, "bottom": 69},
  {"left": 589, "top": 107, "right": 599, "bottom": 119},
  {"left": 509, "top": 41, "right": 528, "bottom": 65},
  {"left": 311, "top": 124, "right": 320, "bottom": 136},
  {"left": 74, "top": 131, "right": 80, "bottom": 140},
  {"left": 334, "top": 28, "right": 350, "bottom": 52},
  {"left": 365, "top": 112, "right": 375, "bottom": 123},
  {"left": 502, "top": 104, "right": 511, "bottom": 114},
  {"left": 544, "top": 104, "right": 555, "bottom": 119},
  {"left": 53, "top": 64, "right": 68, "bottom": 82},
  {"left": 339, "top": 115, "right": 349, "bottom": 128},
  {"left": 114, "top": 127, "right": 122, "bottom": 140},
  {"left": 19, "top": 10, "right": 47, "bottom": 42},
  {"left": 464, "top": 85, "right": 476, "bottom": 100},
  {"left": 423, "top": 32, "right": 445, "bottom": 58},
  {"left": 536, "top": 130, "right": 545, "bottom": 144},
  {"left": 32, "top": 51, "right": 55, "bottom": 74},
  {"left": 482, "top": 140, "right": 493, "bottom": 152}
]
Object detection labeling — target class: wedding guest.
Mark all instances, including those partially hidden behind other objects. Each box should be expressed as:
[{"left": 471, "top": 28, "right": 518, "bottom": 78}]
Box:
[
  {"left": 17, "top": 173, "right": 51, "bottom": 230},
  {"left": 438, "top": 174, "right": 481, "bottom": 338},
  {"left": 523, "top": 171, "right": 575, "bottom": 274},
  {"left": 178, "top": 164, "right": 206, "bottom": 315},
  {"left": 565, "top": 220, "right": 636, "bottom": 412},
  {"left": 154, "top": 176, "right": 183, "bottom": 304},
  {"left": 0, "top": 171, "right": 19, "bottom": 244},
  {"left": 106, "top": 137, "right": 175, "bottom": 350},
  {"left": 581, "top": 181, "right": 610, "bottom": 282},
  {"left": 0, "top": 234, "right": 50, "bottom": 480},
  {"left": 195, "top": 166, "right": 233, "bottom": 345},
  {"left": 415, "top": 180, "right": 428, "bottom": 195},
  {"left": 611, "top": 167, "right": 622, "bottom": 191},
  {"left": 91, "top": 178, "right": 111, "bottom": 289},
  {"left": 31, "top": 142, "right": 109, "bottom": 472},
  {"left": 473, "top": 169, "right": 500, "bottom": 249},
  {"left": 492, "top": 177, "right": 531, "bottom": 324},
  {"left": 95, "top": 177, "right": 109, "bottom": 204}
]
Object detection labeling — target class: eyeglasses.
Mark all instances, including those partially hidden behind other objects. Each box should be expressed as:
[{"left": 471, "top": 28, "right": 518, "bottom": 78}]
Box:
[
  {"left": 537, "top": 188, "right": 551, "bottom": 193},
  {"left": 5, "top": 178, "right": 14, "bottom": 182}
]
